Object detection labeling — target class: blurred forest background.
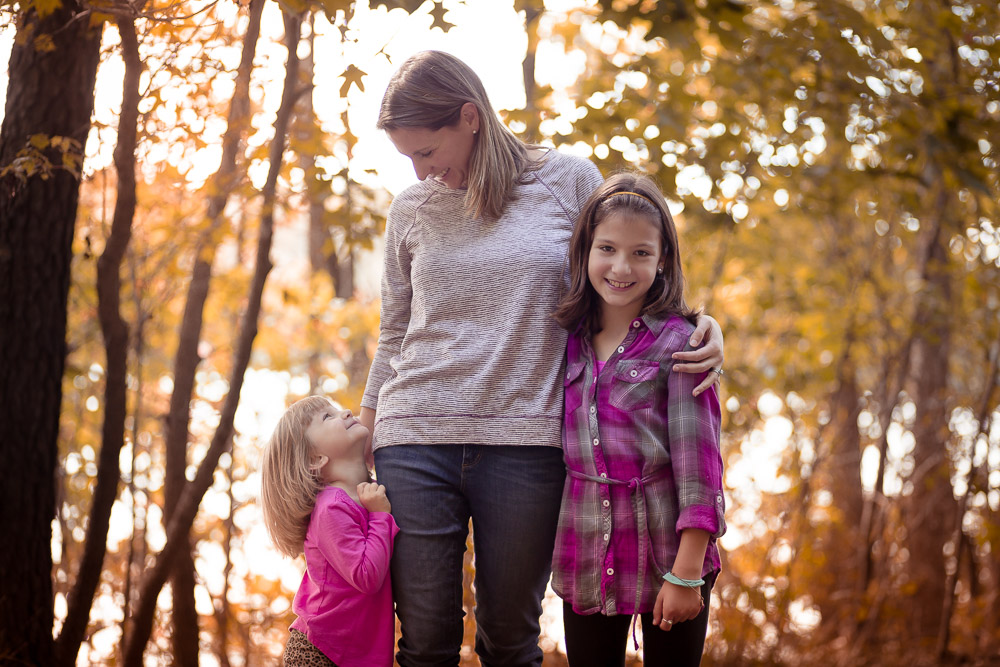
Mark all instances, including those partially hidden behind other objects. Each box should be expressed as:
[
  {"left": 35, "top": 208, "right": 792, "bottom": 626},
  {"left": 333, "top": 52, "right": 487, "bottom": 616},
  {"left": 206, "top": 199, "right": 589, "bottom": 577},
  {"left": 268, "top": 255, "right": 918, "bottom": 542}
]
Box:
[{"left": 1, "top": 0, "right": 999, "bottom": 665}]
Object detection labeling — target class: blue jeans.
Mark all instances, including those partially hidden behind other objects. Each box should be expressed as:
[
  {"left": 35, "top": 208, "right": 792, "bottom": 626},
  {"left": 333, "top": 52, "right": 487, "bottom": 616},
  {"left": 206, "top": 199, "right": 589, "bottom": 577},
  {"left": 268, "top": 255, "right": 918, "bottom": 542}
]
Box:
[{"left": 374, "top": 444, "right": 566, "bottom": 667}]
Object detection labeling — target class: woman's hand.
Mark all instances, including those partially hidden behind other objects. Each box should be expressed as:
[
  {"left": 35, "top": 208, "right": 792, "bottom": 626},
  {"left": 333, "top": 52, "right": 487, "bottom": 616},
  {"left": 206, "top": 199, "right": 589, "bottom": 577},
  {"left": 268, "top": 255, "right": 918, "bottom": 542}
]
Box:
[
  {"left": 652, "top": 580, "right": 704, "bottom": 632},
  {"left": 360, "top": 406, "right": 376, "bottom": 470},
  {"left": 672, "top": 314, "right": 725, "bottom": 396}
]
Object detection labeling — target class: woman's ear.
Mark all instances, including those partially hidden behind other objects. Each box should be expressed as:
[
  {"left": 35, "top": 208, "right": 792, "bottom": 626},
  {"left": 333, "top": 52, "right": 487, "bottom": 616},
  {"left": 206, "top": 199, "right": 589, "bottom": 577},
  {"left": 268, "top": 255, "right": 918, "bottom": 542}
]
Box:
[{"left": 461, "top": 102, "right": 480, "bottom": 133}]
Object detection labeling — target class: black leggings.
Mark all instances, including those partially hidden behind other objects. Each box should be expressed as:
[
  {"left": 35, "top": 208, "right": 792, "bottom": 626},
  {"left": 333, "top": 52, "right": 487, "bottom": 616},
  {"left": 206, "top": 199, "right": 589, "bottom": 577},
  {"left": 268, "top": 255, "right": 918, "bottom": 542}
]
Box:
[{"left": 562, "top": 577, "right": 713, "bottom": 667}]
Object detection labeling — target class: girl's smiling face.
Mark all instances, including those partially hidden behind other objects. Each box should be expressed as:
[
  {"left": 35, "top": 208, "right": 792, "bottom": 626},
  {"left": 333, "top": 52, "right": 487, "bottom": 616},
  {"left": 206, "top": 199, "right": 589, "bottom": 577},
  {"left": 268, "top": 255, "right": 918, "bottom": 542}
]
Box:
[
  {"left": 304, "top": 402, "right": 369, "bottom": 481},
  {"left": 386, "top": 103, "right": 479, "bottom": 190},
  {"left": 587, "top": 211, "right": 664, "bottom": 324}
]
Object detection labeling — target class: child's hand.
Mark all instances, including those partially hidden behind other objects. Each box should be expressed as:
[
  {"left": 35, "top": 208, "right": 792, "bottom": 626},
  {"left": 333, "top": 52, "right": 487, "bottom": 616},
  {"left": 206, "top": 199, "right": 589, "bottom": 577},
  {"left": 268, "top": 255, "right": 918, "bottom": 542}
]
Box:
[
  {"left": 357, "top": 482, "right": 391, "bottom": 514},
  {"left": 652, "top": 580, "right": 704, "bottom": 632}
]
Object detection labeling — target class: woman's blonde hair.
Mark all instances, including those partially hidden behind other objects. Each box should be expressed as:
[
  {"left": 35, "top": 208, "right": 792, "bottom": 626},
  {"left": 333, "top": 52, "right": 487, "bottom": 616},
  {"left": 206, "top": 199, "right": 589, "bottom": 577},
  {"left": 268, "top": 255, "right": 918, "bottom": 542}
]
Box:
[
  {"left": 376, "top": 50, "right": 539, "bottom": 220},
  {"left": 259, "top": 395, "right": 331, "bottom": 558}
]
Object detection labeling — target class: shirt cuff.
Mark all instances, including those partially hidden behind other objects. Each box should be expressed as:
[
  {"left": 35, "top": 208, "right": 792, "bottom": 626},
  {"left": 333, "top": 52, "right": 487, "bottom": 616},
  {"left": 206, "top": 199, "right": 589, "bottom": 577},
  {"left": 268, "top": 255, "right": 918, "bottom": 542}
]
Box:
[{"left": 676, "top": 495, "right": 726, "bottom": 539}]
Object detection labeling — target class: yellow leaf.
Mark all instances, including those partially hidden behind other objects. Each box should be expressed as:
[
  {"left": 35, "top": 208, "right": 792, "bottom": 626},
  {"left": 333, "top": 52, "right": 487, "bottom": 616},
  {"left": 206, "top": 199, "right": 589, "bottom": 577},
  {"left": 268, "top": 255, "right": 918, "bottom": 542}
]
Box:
[
  {"left": 89, "top": 11, "right": 113, "bottom": 27},
  {"left": 29, "top": 134, "right": 50, "bottom": 150},
  {"left": 320, "top": 0, "right": 353, "bottom": 15},
  {"left": 33, "top": 33, "right": 57, "bottom": 52},
  {"left": 33, "top": 0, "right": 62, "bottom": 18},
  {"left": 428, "top": 0, "right": 453, "bottom": 31},
  {"left": 339, "top": 64, "right": 366, "bottom": 98},
  {"left": 62, "top": 152, "right": 81, "bottom": 176}
]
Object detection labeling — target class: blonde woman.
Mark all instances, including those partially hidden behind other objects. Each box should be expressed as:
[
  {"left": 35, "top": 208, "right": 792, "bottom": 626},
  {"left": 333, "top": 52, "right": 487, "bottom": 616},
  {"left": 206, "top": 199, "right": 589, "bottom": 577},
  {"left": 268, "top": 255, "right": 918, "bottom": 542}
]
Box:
[
  {"left": 360, "top": 51, "right": 725, "bottom": 666},
  {"left": 260, "top": 396, "right": 398, "bottom": 667}
]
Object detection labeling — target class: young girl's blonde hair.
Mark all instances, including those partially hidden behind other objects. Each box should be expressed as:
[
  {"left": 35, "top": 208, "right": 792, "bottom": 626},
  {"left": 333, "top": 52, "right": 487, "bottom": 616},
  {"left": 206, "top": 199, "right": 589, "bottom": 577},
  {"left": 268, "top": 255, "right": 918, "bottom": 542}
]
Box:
[
  {"left": 259, "top": 395, "right": 331, "bottom": 558},
  {"left": 376, "top": 50, "right": 540, "bottom": 221}
]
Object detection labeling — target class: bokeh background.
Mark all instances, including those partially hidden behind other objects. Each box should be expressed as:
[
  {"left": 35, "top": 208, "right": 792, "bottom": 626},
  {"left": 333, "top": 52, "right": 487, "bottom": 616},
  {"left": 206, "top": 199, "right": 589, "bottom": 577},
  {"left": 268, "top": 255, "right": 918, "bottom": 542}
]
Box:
[{"left": 1, "top": 0, "right": 998, "bottom": 665}]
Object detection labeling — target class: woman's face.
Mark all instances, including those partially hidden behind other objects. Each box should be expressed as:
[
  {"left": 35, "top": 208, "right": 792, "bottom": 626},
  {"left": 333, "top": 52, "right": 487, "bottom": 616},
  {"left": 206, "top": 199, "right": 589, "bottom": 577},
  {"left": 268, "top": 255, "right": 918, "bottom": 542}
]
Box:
[{"left": 386, "top": 103, "right": 479, "bottom": 190}]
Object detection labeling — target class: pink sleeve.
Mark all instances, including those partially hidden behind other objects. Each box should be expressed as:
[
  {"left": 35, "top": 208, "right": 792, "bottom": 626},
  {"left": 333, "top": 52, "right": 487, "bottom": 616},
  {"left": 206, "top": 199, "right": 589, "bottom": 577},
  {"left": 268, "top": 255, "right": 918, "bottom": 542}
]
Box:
[{"left": 313, "top": 495, "right": 399, "bottom": 595}]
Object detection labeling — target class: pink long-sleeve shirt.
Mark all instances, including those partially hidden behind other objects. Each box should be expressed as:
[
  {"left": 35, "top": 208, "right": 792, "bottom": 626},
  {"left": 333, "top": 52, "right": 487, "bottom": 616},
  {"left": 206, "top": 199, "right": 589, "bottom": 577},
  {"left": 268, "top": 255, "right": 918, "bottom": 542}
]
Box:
[{"left": 290, "top": 486, "right": 399, "bottom": 666}]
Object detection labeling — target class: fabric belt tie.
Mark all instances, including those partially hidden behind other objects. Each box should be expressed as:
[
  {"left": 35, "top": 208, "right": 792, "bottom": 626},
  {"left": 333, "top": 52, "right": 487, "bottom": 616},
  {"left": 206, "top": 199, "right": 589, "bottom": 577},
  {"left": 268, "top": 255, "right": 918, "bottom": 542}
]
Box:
[{"left": 567, "top": 467, "right": 668, "bottom": 648}]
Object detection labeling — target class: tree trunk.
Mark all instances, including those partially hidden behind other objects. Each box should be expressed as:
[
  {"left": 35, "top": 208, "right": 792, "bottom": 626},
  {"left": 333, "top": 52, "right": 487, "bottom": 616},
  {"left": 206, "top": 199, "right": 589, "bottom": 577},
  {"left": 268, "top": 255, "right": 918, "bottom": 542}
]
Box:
[
  {"left": 514, "top": 0, "right": 543, "bottom": 142},
  {"left": 213, "top": 453, "right": 235, "bottom": 667},
  {"left": 121, "top": 265, "right": 150, "bottom": 659},
  {"left": 815, "top": 353, "right": 864, "bottom": 642},
  {"left": 122, "top": 9, "right": 300, "bottom": 663},
  {"left": 159, "top": 0, "right": 265, "bottom": 660},
  {"left": 903, "top": 188, "right": 954, "bottom": 646},
  {"left": 935, "top": 344, "right": 998, "bottom": 660},
  {"left": 54, "top": 16, "right": 142, "bottom": 665},
  {"left": 0, "top": 1, "right": 102, "bottom": 662}
]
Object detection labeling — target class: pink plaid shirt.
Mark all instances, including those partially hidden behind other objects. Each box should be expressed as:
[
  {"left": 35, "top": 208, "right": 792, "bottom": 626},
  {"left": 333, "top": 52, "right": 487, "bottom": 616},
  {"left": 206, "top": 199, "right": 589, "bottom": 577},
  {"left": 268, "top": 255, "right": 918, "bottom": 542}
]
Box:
[{"left": 552, "top": 313, "right": 725, "bottom": 616}]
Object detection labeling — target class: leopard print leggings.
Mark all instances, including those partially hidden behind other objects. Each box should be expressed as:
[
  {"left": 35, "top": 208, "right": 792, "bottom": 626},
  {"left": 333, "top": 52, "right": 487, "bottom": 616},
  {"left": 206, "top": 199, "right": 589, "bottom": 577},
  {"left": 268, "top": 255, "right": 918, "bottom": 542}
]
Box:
[{"left": 282, "top": 629, "right": 338, "bottom": 667}]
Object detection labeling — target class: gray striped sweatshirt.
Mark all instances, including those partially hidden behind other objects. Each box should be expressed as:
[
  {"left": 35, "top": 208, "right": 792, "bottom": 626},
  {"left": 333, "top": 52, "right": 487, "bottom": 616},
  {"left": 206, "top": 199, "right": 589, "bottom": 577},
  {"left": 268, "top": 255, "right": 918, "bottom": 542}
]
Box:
[{"left": 361, "top": 150, "right": 604, "bottom": 449}]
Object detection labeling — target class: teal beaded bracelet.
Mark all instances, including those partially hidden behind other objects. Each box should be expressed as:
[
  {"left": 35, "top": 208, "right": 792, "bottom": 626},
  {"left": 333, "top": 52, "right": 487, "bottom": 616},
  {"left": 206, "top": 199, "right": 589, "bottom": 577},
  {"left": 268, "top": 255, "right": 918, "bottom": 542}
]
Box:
[{"left": 664, "top": 571, "right": 705, "bottom": 589}]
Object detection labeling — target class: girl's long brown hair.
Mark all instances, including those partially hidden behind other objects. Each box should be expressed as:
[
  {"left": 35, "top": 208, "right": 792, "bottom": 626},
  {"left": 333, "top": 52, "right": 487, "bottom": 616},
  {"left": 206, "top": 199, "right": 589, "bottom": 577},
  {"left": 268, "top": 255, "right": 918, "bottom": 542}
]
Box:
[
  {"left": 553, "top": 172, "right": 697, "bottom": 337},
  {"left": 376, "top": 50, "right": 540, "bottom": 220}
]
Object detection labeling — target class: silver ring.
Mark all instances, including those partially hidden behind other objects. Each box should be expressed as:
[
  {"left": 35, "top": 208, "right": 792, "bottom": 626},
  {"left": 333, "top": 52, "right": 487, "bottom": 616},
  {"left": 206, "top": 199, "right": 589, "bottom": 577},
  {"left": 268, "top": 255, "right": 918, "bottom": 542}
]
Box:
[
  {"left": 663, "top": 619, "right": 673, "bottom": 626},
  {"left": 711, "top": 367, "right": 724, "bottom": 376}
]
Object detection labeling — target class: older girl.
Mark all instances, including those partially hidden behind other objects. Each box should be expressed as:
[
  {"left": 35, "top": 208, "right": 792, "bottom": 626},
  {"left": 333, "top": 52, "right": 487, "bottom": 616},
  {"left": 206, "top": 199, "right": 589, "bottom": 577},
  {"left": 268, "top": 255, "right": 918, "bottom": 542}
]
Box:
[{"left": 553, "top": 173, "right": 725, "bottom": 666}]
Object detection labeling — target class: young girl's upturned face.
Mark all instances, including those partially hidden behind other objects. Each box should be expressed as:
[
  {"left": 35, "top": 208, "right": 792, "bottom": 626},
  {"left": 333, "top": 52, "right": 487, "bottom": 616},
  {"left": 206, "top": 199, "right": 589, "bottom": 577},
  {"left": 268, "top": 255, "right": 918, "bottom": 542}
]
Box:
[
  {"left": 588, "top": 211, "right": 664, "bottom": 322},
  {"left": 304, "top": 403, "right": 369, "bottom": 475}
]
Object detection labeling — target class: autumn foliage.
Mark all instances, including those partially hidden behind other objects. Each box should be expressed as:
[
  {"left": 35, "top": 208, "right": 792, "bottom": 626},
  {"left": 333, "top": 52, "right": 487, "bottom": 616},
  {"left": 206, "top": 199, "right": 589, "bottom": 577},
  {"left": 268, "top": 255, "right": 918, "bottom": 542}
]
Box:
[{"left": 1, "top": 1, "right": 998, "bottom": 666}]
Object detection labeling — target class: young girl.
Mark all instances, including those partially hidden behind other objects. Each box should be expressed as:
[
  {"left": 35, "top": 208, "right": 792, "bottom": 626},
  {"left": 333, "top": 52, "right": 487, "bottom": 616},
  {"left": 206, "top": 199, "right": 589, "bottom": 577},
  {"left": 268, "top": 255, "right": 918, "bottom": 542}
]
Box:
[
  {"left": 259, "top": 395, "right": 398, "bottom": 667},
  {"left": 552, "top": 173, "right": 726, "bottom": 666}
]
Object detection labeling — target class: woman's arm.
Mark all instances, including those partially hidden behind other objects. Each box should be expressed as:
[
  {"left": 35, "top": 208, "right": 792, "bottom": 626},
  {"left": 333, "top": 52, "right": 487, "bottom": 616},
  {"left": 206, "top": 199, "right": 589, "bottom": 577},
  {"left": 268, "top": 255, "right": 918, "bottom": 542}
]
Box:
[
  {"left": 672, "top": 314, "right": 724, "bottom": 396},
  {"left": 361, "top": 406, "right": 376, "bottom": 470},
  {"left": 360, "top": 195, "right": 414, "bottom": 467}
]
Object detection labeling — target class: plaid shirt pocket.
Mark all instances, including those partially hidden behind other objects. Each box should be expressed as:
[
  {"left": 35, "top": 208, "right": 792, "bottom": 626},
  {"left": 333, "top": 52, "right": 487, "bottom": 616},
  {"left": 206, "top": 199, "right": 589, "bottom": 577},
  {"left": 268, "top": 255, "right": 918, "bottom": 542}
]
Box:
[
  {"left": 564, "top": 359, "right": 587, "bottom": 414},
  {"left": 609, "top": 360, "right": 659, "bottom": 411}
]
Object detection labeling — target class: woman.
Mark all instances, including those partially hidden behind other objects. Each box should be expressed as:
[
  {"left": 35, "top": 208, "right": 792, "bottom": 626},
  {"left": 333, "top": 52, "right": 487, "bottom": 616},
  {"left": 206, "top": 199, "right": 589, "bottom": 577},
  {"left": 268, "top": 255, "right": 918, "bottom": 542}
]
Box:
[{"left": 360, "top": 50, "right": 724, "bottom": 667}]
